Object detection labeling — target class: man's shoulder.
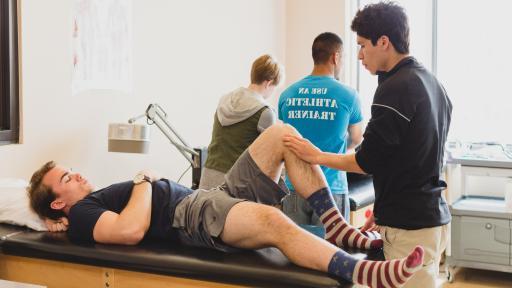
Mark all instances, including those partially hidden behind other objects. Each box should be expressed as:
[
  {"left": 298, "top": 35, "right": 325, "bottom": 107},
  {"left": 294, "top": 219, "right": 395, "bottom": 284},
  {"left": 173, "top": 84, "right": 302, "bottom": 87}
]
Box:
[
  {"left": 69, "top": 192, "right": 103, "bottom": 214},
  {"left": 329, "top": 82, "right": 358, "bottom": 97},
  {"left": 67, "top": 197, "right": 107, "bottom": 243},
  {"left": 389, "top": 61, "right": 437, "bottom": 88},
  {"left": 380, "top": 65, "right": 436, "bottom": 103},
  {"left": 280, "top": 77, "right": 309, "bottom": 98}
]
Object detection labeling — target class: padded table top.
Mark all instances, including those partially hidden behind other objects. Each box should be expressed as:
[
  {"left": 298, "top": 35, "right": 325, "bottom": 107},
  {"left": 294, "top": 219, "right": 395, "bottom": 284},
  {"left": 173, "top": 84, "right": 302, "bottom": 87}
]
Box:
[
  {"left": 347, "top": 173, "right": 375, "bottom": 211},
  {"left": 0, "top": 223, "right": 383, "bottom": 288}
]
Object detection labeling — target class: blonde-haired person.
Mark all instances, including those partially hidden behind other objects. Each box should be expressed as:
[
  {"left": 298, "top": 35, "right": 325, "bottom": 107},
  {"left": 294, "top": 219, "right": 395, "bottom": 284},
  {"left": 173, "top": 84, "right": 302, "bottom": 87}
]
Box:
[{"left": 199, "top": 55, "right": 283, "bottom": 189}]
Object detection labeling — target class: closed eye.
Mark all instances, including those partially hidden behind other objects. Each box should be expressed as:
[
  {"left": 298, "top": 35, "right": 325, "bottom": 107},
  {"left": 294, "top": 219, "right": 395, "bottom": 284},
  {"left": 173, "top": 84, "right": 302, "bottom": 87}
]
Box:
[{"left": 60, "top": 172, "right": 71, "bottom": 184}]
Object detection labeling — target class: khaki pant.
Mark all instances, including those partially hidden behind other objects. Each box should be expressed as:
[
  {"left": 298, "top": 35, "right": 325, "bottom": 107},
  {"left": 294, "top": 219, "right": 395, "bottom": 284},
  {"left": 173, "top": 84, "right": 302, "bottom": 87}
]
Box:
[{"left": 381, "top": 225, "right": 448, "bottom": 288}]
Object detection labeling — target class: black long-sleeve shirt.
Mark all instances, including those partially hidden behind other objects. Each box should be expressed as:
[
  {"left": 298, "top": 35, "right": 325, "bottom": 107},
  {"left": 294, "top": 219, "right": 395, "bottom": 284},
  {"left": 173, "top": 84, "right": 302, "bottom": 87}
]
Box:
[{"left": 355, "top": 57, "right": 452, "bottom": 230}]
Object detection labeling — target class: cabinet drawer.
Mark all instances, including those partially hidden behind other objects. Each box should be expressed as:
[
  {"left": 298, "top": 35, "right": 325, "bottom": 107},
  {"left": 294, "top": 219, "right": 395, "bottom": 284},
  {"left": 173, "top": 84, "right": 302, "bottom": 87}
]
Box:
[{"left": 452, "top": 216, "right": 510, "bottom": 265}]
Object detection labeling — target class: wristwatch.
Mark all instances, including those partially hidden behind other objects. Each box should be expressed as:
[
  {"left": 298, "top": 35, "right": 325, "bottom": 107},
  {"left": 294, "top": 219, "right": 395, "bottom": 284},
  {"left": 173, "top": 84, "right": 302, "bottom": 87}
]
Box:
[{"left": 133, "top": 173, "right": 152, "bottom": 185}]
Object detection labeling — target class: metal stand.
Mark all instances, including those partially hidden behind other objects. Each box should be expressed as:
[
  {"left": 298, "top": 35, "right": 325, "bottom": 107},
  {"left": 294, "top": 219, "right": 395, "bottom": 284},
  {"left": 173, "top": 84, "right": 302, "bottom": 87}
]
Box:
[{"left": 129, "top": 104, "right": 206, "bottom": 189}]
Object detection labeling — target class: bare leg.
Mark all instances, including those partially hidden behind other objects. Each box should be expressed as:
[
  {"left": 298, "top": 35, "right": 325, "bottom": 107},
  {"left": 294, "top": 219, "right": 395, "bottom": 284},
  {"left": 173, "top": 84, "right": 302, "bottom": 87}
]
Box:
[
  {"left": 221, "top": 202, "right": 424, "bottom": 288},
  {"left": 248, "top": 123, "right": 383, "bottom": 250},
  {"left": 221, "top": 201, "right": 336, "bottom": 271},
  {"left": 248, "top": 123, "right": 326, "bottom": 199}
]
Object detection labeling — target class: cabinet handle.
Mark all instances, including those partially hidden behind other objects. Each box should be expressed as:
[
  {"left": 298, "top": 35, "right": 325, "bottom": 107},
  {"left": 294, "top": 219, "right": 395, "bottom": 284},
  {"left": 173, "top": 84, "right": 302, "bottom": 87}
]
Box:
[{"left": 485, "top": 223, "right": 492, "bottom": 230}]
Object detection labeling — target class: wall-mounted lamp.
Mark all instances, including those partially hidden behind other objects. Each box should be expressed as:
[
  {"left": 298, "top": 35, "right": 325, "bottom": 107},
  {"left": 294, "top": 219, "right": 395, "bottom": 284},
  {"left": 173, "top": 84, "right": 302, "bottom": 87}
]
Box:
[
  {"left": 108, "top": 104, "right": 207, "bottom": 189},
  {"left": 108, "top": 123, "right": 150, "bottom": 154}
]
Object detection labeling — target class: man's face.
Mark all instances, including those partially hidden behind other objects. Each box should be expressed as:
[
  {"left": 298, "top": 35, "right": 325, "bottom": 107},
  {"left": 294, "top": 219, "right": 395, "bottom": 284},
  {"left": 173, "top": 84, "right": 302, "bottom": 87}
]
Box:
[
  {"left": 357, "top": 36, "right": 383, "bottom": 75},
  {"left": 42, "top": 165, "right": 94, "bottom": 211}
]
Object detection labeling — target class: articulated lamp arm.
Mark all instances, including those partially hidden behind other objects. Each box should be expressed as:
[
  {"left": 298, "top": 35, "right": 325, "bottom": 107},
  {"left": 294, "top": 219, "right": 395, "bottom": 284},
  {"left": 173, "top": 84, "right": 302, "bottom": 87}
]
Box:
[
  {"left": 121, "top": 104, "right": 208, "bottom": 189},
  {"left": 130, "top": 104, "right": 199, "bottom": 167}
]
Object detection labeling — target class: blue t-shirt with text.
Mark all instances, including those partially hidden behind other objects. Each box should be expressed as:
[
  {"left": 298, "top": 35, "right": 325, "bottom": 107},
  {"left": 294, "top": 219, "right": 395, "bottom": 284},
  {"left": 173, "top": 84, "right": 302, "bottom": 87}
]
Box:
[{"left": 279, "top": 75, "right": 362, "bottom": 194}]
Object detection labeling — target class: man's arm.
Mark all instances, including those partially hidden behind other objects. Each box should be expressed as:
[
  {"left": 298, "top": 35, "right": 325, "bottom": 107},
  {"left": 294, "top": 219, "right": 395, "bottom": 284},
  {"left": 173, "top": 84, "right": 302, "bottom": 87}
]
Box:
[
  {"left": 347, "top": 123, "right": 363, "bottom": 151},
  {"left": 92, "top": 172, "right": 157, "bottom": 245},
  {"left": 283, "top": 135, "right": 365, "bottom": 174},
  {"left": 317, "top": 152, "right": 365, "bottom": 174}
]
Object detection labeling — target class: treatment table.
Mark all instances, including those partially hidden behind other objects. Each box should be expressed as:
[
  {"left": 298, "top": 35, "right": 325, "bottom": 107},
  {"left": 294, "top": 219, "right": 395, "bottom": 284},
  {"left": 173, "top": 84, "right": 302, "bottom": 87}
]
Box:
[
  {"left": 0, "top": 176, "right": 379, "bottom": 287},
  {"left": 0, "top": 223, "right": 383, "bottom": 288}
]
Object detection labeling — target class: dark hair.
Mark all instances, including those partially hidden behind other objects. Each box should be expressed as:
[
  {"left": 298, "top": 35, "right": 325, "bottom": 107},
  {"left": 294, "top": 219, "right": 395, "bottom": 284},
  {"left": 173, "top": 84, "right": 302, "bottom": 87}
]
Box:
[
  {"left": 312, "top": 32, "right": 343, "bottom": 65},
  {"left": 351, "top": 1, "right": 409, "bottom": 54},
  {"left": 27, "top": 161, "right": 65, "bottom": 220}
]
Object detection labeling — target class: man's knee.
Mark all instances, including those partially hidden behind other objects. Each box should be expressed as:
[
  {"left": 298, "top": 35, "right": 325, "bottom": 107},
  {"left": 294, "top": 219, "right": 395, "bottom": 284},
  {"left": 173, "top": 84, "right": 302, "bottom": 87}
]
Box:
[
  {"left": 249, "top": 123, "right": 301, "bottom": 162},
  {"left": 264, "top": 123, "right": 300, "bottom": 138},
  {"left": 258, "top": 205, "right": 293, "bottom": 232}
]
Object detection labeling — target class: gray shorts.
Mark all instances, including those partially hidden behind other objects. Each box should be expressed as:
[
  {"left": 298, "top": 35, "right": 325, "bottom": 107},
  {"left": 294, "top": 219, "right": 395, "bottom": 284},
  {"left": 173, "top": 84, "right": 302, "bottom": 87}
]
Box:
[{"left": 172, "top": 149, "right": 289, "bottom": 251}]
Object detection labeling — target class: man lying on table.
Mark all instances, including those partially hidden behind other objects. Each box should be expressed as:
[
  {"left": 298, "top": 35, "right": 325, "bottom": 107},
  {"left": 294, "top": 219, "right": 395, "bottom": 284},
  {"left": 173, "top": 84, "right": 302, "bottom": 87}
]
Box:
[{"left": 28, "top": 123, "right": 423, "bottom": 288}]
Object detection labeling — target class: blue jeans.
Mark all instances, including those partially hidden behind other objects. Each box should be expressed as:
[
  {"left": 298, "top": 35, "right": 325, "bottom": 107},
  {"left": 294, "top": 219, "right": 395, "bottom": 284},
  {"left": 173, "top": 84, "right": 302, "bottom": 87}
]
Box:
[{"left": 282, "top": 192, "right": 350, "bottom": 231}]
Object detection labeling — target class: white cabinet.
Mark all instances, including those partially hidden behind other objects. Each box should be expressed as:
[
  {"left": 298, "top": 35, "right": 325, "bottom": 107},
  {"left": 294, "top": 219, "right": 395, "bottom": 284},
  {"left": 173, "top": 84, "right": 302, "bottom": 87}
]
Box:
[{"left": 449, "top": 197, "right": 512, "bottom": 275}]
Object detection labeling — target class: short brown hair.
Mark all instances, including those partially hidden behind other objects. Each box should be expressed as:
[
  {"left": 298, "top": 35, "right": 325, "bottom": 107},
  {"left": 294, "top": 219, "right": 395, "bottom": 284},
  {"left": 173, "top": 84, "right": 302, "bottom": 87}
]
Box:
[
  {"left": 312, "top": 32, "right": 343, "bottom": 65},
  {"left": 27, "top": 161, "right": 64, "bottom": 220},
  {"left": 250, "top": 54, "right": 282, "bottom": 86}
]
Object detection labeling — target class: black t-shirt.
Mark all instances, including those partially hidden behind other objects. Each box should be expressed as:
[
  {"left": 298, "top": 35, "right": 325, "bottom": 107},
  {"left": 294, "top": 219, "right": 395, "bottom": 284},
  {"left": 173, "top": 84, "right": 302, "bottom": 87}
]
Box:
[
  {"left": 355, "top": 57, "right": 452, "bottom": 230},
  {"left": 67, "top": 179, "right": 192, "bottom": 242}
]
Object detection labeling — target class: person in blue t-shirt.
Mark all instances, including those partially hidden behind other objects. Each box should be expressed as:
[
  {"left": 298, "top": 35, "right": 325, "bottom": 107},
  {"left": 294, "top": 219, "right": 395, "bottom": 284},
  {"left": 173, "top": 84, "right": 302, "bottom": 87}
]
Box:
[{"left": 279, "top": 32, "right": 363, "bottom": 229}]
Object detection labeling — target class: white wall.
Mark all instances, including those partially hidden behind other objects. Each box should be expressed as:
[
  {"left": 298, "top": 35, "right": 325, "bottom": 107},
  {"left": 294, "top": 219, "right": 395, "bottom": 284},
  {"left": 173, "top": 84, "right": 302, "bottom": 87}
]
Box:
[
  {"left": 284, "top": 0, "right": 348, "bottom": 90},
  {"left": 0, "top": 0, "right": 354, "bottom": 189},
  {"left": 0, "top": 0, "right": 285, "bottom": 188}
]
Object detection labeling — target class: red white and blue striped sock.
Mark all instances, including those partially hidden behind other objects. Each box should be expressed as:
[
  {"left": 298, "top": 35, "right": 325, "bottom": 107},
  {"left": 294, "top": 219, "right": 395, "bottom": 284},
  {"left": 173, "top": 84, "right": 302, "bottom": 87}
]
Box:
[
  {"left": 328, "top": 246, "right": 424, "bottom": 288},
  {"left": 353, "top": 246, "right": 424, "bottom": 288},
  {"left": 362, "top": 230, "right": 381, "bottom": 240},
  {"left": 307, "top": 188, "right": 383, "bottom": 250}
]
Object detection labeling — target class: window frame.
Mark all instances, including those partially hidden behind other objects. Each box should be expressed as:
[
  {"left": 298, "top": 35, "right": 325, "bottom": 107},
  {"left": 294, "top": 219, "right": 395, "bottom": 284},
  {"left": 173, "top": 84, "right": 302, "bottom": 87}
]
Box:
[{"left": 0, "top": 0, "right": 20, "bottom": 145}]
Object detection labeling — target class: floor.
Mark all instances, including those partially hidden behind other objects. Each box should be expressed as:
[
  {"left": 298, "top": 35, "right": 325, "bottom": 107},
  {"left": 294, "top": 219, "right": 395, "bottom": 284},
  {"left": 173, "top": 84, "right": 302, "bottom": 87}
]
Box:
[
  {"left": 352, "top": 266, "right": 512, "bottom": 288},
  {"left": 438, "top": 266, "right": 512, "bottom": 288}
]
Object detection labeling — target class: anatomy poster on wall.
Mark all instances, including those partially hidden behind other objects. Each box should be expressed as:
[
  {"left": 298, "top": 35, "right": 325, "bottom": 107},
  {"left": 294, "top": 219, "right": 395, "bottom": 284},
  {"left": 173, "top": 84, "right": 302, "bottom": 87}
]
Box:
[{"left": 72, "top": 0, "right": 132, "bottom": 96}]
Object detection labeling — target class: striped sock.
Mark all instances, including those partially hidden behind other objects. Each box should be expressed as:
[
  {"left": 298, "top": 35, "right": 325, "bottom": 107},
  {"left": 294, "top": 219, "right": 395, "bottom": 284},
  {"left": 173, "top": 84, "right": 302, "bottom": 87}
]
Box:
[
  {"left": 307, "top": 188, "right": 383, "bottom": 250},
  {"left": 328, "top": 246, "right": 424, "bottom": 287},
  {"left": 352, "top": 246, "right": 424, "bottom": 288},
  {"left": 362, "top": 230, "right": 381, "bottom": 240}
]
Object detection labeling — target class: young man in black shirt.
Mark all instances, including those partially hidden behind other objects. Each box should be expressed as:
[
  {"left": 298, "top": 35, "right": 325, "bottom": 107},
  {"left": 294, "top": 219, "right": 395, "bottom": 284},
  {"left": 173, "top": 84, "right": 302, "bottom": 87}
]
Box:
[
  {"left": 29, "top": 123, "right": 424, "bottom": 288},
  {"left": 283, "top": 3, "right": 452, "bottom": 287}
]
